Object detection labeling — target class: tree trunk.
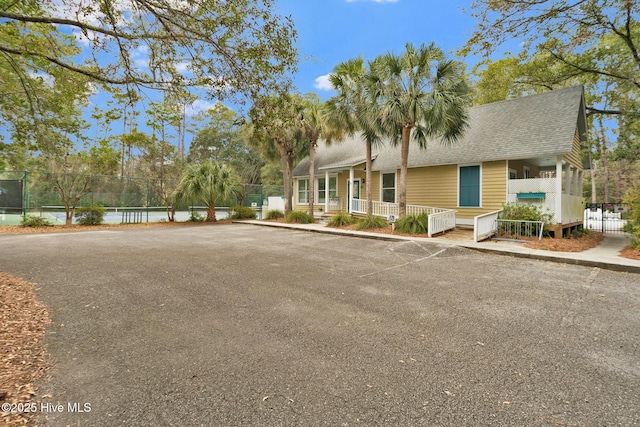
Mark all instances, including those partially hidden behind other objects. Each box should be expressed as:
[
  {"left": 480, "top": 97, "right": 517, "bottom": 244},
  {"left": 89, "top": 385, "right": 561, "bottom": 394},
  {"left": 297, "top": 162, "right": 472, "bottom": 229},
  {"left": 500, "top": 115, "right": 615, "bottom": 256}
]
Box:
[
  {"left": 602, "top": 147, "right": 610, "bottom": 203},
  {"left": 206, "top": 203, "right": 217, "bottom": 222},
  {"left": 277, "top": 141, "right": 293, "bottom": 216},
  {"left": 589, "top": 153, "right": 597, "bottom": 204},
  {"left": 398, "top": 125, "right": 411, "bottom": 217},
  {"left": 308, "top": 140, "right": 316, "bottom": 217},
  {"left": 366, "top": 140, "right": 373, "bottom": 216}
]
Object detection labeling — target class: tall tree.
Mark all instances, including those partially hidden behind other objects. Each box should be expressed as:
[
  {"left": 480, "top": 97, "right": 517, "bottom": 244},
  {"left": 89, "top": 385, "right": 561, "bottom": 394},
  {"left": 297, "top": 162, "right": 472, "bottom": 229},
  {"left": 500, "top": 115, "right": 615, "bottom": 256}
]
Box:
[
  {"left": 0, "top": 0, "right": 298, "bottom": 102},
  {"left": 248, "top": 93, "right": 305, "bottom": 215},
  {"left": 175, "top": 161, "right": 237, "bottom": 222},
  {"left": 328, "top": 57, "right": 384, "bottom": 216},
  {"left": 464, "top": 0, "right": 640, "bottom": 118},
  {"left": 368, "top": 43, "right": 471, "bottom": 217},
  {"left": 300, "top": 93, "right": 338, "bottom": 216}
]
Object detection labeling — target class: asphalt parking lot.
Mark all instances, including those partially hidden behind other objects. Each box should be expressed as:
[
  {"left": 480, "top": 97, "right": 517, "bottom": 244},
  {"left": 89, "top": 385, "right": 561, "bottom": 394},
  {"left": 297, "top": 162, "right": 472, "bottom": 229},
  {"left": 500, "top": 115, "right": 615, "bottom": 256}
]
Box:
[{"left": 1, "top": 224, "right": 639, "bottom": 426}]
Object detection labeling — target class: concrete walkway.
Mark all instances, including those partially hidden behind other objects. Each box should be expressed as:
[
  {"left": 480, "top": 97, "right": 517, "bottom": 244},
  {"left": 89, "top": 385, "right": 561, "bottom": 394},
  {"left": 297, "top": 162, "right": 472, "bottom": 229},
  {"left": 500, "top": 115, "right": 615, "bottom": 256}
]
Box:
[{"left": 239, "top": 220, "right": 640, "bottom": 274}]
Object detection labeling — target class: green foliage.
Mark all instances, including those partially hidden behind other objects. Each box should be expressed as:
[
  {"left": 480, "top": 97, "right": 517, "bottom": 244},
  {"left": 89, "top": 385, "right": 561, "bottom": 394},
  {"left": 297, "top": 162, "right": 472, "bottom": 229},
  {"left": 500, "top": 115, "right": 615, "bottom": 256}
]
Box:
[
  {"left": 230, "top": 206, "right": 257, "bottom": 219},
  {"left": 327, "top": 212, "right": 356, "bottom": 227},
  {"left": 75, "top": 204, "right": 107, "bottom": 225},
  {"left": 188, "top": 211, "right": 206, "bottom": 222},
  {"left": 394, "top": 213, "right": 429, "bottom": 234},
  {"left": 264, "top": 210, "right": 285, "bottom": 220},
  {"left": 356, "top": 215, "right": 388, "bottom": 231},
  {"left": 623, "top": 187, "right": 640, "bottom": 249},
  {"left": 285, "top": 211, "right": 314, "bottom": 224},
  {"left": 569, "top": 228, "right": 589, "bottom": 239},
  {"left": 21, "top": 214, "right": 54, "bottom": 227},
  {"left": 175, "top": 161, "right": 238, "bottom": 222},
  {"left": 498, "top": 202, "right": 552, "bottom": 224}
]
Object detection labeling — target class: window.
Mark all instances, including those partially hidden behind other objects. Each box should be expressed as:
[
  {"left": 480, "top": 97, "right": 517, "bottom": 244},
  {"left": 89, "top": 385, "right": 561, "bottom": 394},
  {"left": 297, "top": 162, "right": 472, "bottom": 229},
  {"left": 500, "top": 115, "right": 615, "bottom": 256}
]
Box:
[
  {"left": 382, "top": 172, "right": 396, "bottom": 203},
  {"left": 509, "top": 168, "right": 517, "bottom": 180},
  {"left": 524, "top": 166, "right": 531, "bottom": 179},
  {"left": 459, "top": 165, "right": 480, "bottom": 207},
  {"left": 317, "top": 177, "right": 337, "bottom": 204},
  {"left": 297, "top": 179, "right": 308, "bottom": 204}
]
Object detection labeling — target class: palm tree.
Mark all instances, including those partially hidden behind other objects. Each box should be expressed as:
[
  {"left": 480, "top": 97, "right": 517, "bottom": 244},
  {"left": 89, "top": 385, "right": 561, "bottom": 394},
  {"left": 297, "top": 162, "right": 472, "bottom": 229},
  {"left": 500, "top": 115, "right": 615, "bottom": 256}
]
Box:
[
  {"left": 175, "top": 160, "right": 237, "bottom": 222},
  {"left": 368, "top": 42, "right": 471, "bottom": 217},
  {"left": 300, "top": 93, "right": 339, "bottom": 216},
  {"left": 327, "top": 58, "right": 384, "bottom": 216}
]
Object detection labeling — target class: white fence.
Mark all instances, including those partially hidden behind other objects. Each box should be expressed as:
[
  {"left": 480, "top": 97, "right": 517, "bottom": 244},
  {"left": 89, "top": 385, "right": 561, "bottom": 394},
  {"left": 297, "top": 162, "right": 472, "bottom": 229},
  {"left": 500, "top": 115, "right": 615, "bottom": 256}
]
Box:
[
  {"left": 473, "top": 210, "right": 502, "bottom": 242},
  {"left": 350, "top": 198, "right": 456, "bottom": 237}
]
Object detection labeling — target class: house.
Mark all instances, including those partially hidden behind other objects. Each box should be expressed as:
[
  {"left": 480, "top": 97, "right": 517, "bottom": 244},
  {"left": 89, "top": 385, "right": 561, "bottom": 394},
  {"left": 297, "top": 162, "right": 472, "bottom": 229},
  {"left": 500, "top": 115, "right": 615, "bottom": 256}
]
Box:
[{"left": 291, "top": 85, "right": 588, "bottom": 238}]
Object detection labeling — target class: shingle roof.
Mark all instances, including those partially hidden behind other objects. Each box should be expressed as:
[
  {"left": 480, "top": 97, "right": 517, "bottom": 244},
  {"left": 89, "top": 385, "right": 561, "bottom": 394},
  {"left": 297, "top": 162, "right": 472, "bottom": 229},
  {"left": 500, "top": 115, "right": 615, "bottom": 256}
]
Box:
[{"left": 293, "top": 85, "right": 585, "bottom": 176}]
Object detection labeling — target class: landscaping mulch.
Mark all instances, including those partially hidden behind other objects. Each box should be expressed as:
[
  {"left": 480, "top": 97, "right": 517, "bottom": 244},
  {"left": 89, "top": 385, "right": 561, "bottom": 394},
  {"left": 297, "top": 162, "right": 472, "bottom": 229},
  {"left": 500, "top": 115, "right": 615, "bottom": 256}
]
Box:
[
  {"left": 620, "top": 246, "right": 640, "bottom": 261},
  {"left": 523, "top": 231, "right": 605, "bottom": 252},
  {"left": 0, "top": 273, "right": 50, "bottom": 427}
]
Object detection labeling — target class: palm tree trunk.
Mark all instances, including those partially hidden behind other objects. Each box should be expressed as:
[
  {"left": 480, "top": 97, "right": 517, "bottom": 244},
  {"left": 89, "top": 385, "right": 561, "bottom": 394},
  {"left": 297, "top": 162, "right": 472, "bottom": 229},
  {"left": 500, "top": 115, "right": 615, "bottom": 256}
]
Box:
[
  {"left": 398, "top": 125, "right": 411, "bottom": 217},
  {"left": 366, "top": 140, "right": 373, "bottom": 216},
  {"left": 308, "top": 140, "right": 316, "bottom": 217},
  {"left": 206, "top": 203, "right": 217, "bottom": 222}
]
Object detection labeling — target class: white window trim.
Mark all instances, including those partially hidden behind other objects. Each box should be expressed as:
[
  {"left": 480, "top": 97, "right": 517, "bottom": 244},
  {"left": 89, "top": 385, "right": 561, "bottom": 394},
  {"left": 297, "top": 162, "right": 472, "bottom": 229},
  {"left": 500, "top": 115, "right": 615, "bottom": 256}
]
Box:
[
  {"left": 297, "top": 178, "right": 309, "bottom": 205},
  {"left": 316, "top": 175, "right": 338, "bottom": 203},
  {"left": 380, "top": 170, "right": 397, "bottom": 203},
  {"left": 457, "top": 164, "right": 482, "bottom": 208}
]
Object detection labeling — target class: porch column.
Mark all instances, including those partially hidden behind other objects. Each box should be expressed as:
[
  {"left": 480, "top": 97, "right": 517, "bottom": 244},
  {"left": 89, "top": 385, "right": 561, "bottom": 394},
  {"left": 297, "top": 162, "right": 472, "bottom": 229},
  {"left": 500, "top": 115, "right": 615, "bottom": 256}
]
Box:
[
  {"left": 555, "top": 156, "right": 563, "bottom": 225},
  {"left": 577, "top": 170, "right": 583, "bottom": 197},
  {"left": 565, "top": 163, "right": 572, "bottom": 197},
  {"left": 349, "top": 167, "right": 355, "bottom": 213},
  {"left": 325, "top": 170, "right": 330, "bottom": 212}
]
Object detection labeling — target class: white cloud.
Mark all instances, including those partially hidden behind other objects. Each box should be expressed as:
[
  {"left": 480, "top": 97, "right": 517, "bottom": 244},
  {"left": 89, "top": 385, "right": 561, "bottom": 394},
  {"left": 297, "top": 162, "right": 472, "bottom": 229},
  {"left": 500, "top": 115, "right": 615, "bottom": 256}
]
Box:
[
  {"left": 185, "top": 99, "right": 217, "bottom": 117},
  {"left": 313, "top": 74, "right": 334, "bottom": 91}
]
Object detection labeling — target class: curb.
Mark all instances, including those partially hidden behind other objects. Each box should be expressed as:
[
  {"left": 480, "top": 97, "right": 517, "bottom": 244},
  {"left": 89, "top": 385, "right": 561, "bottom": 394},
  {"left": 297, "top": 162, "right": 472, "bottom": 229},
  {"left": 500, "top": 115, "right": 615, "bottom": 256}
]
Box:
[{"left": 236, "top": 220, "right": 640, "bottom": 275}]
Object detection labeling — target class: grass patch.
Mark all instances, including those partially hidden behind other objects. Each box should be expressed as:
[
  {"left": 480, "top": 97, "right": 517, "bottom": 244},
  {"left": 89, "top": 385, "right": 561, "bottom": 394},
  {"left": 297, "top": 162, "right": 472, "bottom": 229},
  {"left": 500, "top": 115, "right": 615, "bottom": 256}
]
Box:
[
  {"left": 286, "top": 211, "right": 314, "bottom": 224},
  {"left": 21, "top": 214, "right": 54, "bottom": 227},
  {"left": 327, "top": 212, "right": 356, "bottom": 227},
  {"left": 356, "top": 215, "right": 387, "bottom": 230},
  {"left": 264, "top": 210, "right": 285, "bottom": 220},
  {"left": 394, "top": 213, "right": 429, "bottom": 234}
]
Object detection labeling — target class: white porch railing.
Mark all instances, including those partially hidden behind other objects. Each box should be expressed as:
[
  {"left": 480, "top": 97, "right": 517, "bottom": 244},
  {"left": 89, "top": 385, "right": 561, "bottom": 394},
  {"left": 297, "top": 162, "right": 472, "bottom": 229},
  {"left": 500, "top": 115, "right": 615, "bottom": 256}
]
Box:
[
  {"left": 327, "top": 197, "right": 342, "bottom": 211},
  {"left": 473, "top": 210, "right": 502, "bottom": 242},
  {"left": 427, "top": 209, "right": 457, "bottom": 238},
  {"left": 350, "top": 198, "right": 456, "bottom": 237},
  {"left": 507, "top": 178, "right": 585, "bottom": 225}
]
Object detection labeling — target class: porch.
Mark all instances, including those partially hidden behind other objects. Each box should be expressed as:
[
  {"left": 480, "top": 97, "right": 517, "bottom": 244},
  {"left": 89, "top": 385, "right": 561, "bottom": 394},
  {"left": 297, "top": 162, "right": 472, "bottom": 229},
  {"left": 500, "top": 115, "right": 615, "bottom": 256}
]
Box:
[{"left": 348, "top": 198, "right": 456, "bottom": 238}]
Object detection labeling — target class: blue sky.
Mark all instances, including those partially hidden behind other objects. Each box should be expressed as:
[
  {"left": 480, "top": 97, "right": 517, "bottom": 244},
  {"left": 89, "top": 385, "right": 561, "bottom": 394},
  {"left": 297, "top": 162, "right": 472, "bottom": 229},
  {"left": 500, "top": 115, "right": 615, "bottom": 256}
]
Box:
[
  {"left": 277, "top": 0, "right": 478, "bottom": 99},
  {"left": 80, "top": 0, "right": 499, "bottom": 149}
]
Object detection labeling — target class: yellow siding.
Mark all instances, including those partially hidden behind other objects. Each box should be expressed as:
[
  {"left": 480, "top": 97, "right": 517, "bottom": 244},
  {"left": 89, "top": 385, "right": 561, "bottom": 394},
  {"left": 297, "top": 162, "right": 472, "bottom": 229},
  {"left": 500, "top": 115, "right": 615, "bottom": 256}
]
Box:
[
  {"left": 563, "top": 127, "right": 584, "bottom": 170},
  {"left": 405, "top": 161, "right": 507, "bottom": 220},
  {"left": 406, "top": 164, "right": 458, "bottom": 208}
]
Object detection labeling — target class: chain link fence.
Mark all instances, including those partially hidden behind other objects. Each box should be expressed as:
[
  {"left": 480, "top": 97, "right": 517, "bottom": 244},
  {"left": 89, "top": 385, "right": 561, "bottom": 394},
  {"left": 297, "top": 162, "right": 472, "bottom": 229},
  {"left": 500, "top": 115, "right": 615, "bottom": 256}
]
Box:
[{"left": 0, "top": 171, "right": 283, "bottom": 225}]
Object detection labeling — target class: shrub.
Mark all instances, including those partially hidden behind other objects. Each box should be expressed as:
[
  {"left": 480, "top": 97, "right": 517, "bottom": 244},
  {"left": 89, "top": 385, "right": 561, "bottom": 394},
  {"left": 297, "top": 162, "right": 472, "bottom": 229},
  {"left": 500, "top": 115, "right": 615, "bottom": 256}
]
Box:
[
  {"left": 355, "top": 215, "right": 387, "bottom": 231},
  {"left": 623, "top": 187, "right": 640, "bottom": 249},
  {"left": 498, "top": 202, "right": 552, "bottom": 223},
  {"left": 264, "top": 210, "right": 285, "bottom": 220},
  {"left": 75, "top": 204, "right": 107, "bottom": 225},
  {"left": 21, "top": 214, "right": 54, "bottom": 227},
  {"left": 188, "top": 211, "right": 206, "bottom": 222},
  {"left": 497, "top": 202, "right": 552, "bottom": 237},
  {"left": 394, "top": 213, "right": 429, "bottom": 234},
  {"left": 569, "top": 228, "right": 589, "bottom": 239},
  {"left": 230, "top": 206, "right": 257, "bottom": 219},
  {"left": 327, "top": 212, "right": 356, "bottom": 227},
  {"left": 285, "top": 211, "right": 314, "bottom": 224}
]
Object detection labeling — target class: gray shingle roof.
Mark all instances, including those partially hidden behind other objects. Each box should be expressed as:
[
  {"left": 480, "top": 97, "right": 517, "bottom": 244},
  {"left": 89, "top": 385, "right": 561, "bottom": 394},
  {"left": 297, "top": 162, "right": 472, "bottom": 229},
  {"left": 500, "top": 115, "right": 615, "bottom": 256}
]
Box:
[{"left": 293, "top": 85, "right": 585, "bottom": 176}]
